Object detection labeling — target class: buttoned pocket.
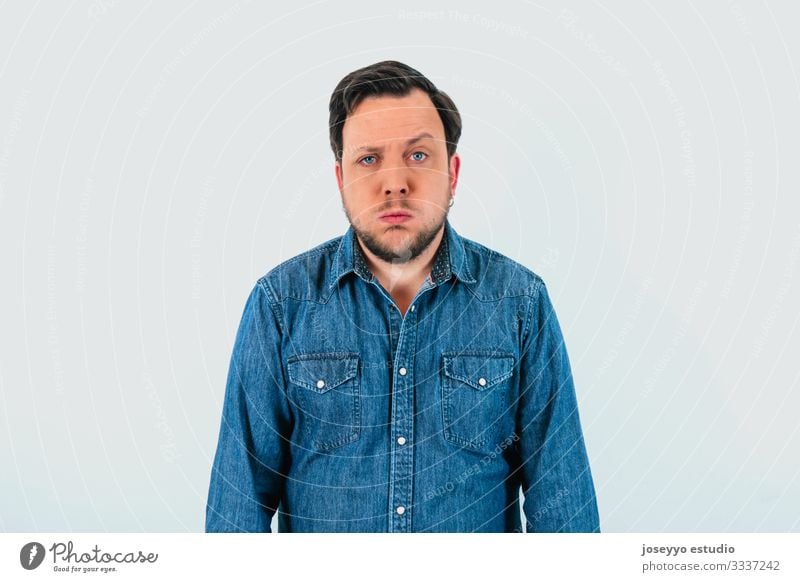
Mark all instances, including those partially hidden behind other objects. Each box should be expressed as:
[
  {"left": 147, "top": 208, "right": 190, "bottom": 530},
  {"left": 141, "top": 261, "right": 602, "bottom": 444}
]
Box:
[
  {"left": 287, "top": 352, "right": 360, "bottom": 451},
  {"left": 442, "top": 352, "right": 516, "bottom": 453}
]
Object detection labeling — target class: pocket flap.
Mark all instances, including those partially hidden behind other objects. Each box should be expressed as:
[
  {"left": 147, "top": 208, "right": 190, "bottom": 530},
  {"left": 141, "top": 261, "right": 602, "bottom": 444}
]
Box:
[
  {"left": 287, "top": 353, "right": 359, "bottom": 393},
  {"left": 443, "top": 353, "right": 515, "bottom": 390}
]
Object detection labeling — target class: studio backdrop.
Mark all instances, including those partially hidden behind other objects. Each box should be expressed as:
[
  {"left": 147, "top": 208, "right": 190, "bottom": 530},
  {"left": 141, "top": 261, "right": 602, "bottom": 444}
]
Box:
[{"left": 1, "top": 0, "right": 798, "bottom": 532}]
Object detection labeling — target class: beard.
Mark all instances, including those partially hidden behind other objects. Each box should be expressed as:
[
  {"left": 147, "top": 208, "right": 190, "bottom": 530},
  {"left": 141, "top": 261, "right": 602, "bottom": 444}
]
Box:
[{"left": 344, "top": 201, "right": 450, "bottom": 265}]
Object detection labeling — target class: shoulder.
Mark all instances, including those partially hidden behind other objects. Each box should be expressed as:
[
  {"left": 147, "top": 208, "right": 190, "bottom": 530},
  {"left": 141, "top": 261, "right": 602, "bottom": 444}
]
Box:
[
  {"left": 257, "top": 235, "right": 343, "bottom": 303},
  {"left": 459, "top": 234, "right": 544, "bottom": 301}
]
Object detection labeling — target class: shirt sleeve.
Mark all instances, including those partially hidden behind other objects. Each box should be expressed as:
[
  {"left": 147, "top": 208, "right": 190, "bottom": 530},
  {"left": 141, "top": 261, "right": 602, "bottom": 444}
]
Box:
[
  {"left": 516, "top": 279, "right": 600, "bottom": 532},
  {"left": 205, "top": 279, "right": 292, "bottom": 532}
]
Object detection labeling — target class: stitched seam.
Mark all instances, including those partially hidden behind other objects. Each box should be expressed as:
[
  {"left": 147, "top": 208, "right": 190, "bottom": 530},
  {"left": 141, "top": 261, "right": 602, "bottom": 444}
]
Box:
[
  {"left": 442, "top": 352, "right": 516, "bottom": 388},
  {"left": 286, "top": 354, "right": 359, "bottom": 390},
  {"left": 259, "top": 278, "right": 285, "bottom": 335},
  {"left": 521, "top": 277, "right": 544, "bottom": 348}
]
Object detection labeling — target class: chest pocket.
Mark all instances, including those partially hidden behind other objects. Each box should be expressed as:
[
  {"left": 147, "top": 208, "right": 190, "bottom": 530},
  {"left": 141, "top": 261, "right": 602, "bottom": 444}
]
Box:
[
  {"left": 442, "top": 352, "right": 516, "bottom": 453},
  {"left": 287, "top": 352, "right": 360, "bottom": 452}
]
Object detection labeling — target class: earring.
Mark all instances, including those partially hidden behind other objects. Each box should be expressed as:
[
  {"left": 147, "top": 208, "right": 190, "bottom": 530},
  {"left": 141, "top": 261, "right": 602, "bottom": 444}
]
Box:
[{"left": 448, "top": 197, "right": 455, "bottom": 207}]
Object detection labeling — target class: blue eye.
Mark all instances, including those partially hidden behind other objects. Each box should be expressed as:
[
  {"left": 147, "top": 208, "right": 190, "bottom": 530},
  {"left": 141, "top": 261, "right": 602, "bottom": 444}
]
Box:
[
  {"left": 410, "top": 151, "right": 427, "bottom": 162},
  {"left": 359, "top": 155, "right": 377, "bottom": 166}
]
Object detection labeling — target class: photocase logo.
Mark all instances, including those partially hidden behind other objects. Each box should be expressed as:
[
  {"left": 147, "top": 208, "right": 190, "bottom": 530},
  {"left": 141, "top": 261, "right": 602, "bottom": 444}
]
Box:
[{"left": 20, "top": 542, "right": 46, "bottom": 570}]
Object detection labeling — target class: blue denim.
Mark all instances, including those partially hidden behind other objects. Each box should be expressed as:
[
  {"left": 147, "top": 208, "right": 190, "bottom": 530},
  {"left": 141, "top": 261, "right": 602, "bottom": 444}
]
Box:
[{"left": 205, "top": 219, "right": 600, "bottom": 532}]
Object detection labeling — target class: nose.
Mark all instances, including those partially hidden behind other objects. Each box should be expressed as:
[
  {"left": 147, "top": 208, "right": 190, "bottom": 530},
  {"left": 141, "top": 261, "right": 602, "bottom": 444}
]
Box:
[{"left": 381, "top": 166, "right": 409, "bottom": 196}]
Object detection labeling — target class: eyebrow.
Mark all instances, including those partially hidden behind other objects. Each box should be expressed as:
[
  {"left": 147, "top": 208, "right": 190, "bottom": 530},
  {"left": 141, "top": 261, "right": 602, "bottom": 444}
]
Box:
[{"left": 353, "top": 132, "right": 436, "bottom": 154}]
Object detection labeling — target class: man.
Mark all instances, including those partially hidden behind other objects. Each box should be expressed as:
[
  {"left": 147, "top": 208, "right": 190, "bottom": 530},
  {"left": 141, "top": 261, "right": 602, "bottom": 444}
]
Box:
[{"left": 205, "top": 60, "right": 600, "bottom": 532}]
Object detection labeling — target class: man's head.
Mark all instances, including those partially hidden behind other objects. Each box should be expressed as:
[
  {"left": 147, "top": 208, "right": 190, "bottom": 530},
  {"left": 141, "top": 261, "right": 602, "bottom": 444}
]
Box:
[{"left": 329, "top": 60, "right": 462, "bottom": 265}]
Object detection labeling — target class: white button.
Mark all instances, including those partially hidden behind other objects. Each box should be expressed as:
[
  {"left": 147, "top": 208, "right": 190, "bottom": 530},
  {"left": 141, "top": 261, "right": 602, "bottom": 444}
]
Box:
[
  {"left": 478, "top": 377, "right": 487, "bottom": 387},
  {"left": 396, "top": 506, "right": 406, "bottom": 515},
  {"left": 399, "top": 367, "right": 407, "bottom": 376},
  {"left": 397, "top": 436, "right": 407, "bottom": 445},
  {"left": 410, "top": 305, "right": 415, "bottom": 312},
  {"left": 316, "top": 379, "right": 325, "bottom": 389}
]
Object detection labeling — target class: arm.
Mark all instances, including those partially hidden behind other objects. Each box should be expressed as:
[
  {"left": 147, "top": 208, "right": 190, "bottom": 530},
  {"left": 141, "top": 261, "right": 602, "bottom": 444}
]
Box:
[
  {"left": 205, "top": 279, "right": 292, "bottom": 532},
  {"left": 516, "top": 279, "right": 600, "bottom": 532}
]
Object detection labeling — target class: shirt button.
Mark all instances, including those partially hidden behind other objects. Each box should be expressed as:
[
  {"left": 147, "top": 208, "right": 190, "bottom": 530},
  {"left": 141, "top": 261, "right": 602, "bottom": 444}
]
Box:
[
  {"left": 399, "top": 367, "right": 407, "bottom": 376},
  {"left": 397, "top": 436, "right": 407, "bottom": 445},
  {"left": 316, "top": 379, "right": 325, "bottom": 389},
  {"left": 396, "top": 506, "right": 406, "bottom": 515},
  {"left": 410, "top": 305, "right": 415, "bottom": 312},
  {"left": 478, "top": 377, "right": 487, "bottom": 387}
]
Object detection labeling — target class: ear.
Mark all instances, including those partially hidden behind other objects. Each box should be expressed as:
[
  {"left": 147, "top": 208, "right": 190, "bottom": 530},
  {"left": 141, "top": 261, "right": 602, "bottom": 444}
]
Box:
[
  {"left": 335, "top": 160, "right": 344, "bottom": 194},
  {"left": 448, "top": 153, "right": 461, "bottom": 194}
]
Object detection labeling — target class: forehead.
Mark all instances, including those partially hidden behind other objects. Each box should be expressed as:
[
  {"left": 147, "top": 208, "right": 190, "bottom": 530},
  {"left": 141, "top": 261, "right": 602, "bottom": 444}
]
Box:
[{"left": 342, "top": 88, "right": 445, "bottom": 149}]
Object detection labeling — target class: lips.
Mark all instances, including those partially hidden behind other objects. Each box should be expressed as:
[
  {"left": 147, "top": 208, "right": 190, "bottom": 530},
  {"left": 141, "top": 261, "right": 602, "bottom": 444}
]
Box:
[{"left": 379, "top": 210, "right": 413, "bottom": 224}]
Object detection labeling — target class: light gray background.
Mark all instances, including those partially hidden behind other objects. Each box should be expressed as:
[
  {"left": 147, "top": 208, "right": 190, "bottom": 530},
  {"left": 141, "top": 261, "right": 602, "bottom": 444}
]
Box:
[{"left": 1, "top": 0, "right": 798, "bottom": 532}]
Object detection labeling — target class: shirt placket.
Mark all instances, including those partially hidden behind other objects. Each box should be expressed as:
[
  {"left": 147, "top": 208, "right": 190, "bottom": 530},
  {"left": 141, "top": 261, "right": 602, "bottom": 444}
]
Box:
[
  {"left": 369, "top": 277, "right": 436, "bottom": 532},
  {"left": 387, "top": 297, "right": 417, "bottom": 532}
]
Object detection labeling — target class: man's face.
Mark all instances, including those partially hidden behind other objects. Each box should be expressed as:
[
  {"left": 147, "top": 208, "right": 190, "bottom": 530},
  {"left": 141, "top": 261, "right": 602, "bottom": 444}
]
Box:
[{"left": 335, "top": 88, "right": 460, "bottom": 264}]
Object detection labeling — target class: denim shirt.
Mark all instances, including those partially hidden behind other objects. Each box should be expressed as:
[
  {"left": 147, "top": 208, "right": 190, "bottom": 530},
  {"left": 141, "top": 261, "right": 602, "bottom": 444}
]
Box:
[{"left": 205, "top": 219, "right": 600, "bottom": 532}]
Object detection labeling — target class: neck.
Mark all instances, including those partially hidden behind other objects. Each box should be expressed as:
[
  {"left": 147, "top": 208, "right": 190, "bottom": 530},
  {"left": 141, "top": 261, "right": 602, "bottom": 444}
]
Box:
[{"left": 357, "top": 226, "right": 445, "bottom": 296}]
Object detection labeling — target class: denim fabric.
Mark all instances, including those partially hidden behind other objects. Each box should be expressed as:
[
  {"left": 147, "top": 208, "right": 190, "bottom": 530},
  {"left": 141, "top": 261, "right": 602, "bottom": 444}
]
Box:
[{"left": 205, "top": 219, "right": 600, "bottom": 532}]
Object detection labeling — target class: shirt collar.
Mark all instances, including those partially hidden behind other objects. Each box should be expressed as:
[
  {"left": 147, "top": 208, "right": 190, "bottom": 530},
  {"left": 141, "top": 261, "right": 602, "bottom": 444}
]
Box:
[{"left": 329, "top": 218, "right": 476, "bottom": 290}]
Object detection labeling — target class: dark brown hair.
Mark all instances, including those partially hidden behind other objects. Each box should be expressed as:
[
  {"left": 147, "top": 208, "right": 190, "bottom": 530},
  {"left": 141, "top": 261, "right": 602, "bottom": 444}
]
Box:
[{"left": 328, "top": 60, "right": 462, "bottom": 163}]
